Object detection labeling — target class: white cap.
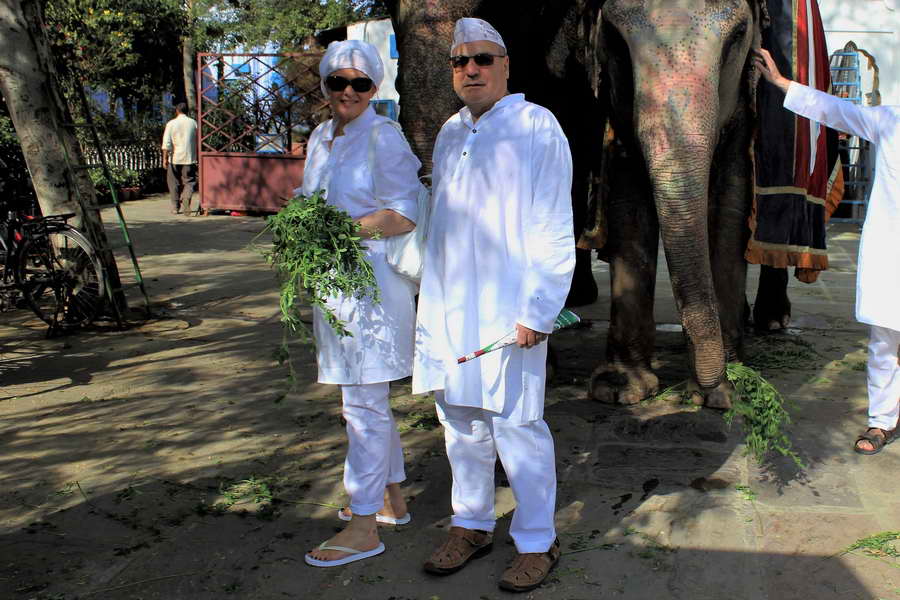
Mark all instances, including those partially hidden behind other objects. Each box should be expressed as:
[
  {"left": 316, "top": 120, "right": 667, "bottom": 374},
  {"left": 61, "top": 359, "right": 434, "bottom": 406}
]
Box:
[
  {"left": 318, "top": 40, "right": 384, "bottom": 95},
  {"left": 451, "top": 18, "right": 506, "bottom": 54}
]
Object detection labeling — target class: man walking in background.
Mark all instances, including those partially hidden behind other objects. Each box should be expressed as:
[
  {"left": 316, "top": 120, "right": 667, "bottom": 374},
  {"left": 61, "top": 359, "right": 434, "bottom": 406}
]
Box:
[{"left": 161, "top": 102, "right": 198, "bottom": 216}]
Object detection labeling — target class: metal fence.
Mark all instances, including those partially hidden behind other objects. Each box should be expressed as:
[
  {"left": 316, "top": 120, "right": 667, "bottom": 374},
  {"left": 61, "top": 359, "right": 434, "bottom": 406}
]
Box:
[{"left": 83, "top": 143, "right": 163, "bottom": 171}]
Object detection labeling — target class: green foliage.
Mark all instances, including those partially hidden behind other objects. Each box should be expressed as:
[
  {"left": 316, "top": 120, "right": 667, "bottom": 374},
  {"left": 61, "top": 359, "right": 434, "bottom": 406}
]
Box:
[
  {"left": 745, "top": 334, "right": 818, "bottom": 371},
  {"left": 844, "top": 532, "right": 900, "bottom": 559},
  {"left": 724, "top": 363, "right": 804, "bottom": 468},
  {"left": 45, "top": 0, "right": 185, "bottom": 104},
  {"left": 261, "top": 190, "right": 379, "bottom": 340},
  {"left": 198, "top": 0, "right": 388, "bottom": 51},
  {"left": 88, "top": 166, "right": 140, "bottom": 191},
  {"left": 0, "top": 109, "right": 37, "bottom": 207},
  {"left": 734, "top": 484, "right": 757, "bottom": 502}
]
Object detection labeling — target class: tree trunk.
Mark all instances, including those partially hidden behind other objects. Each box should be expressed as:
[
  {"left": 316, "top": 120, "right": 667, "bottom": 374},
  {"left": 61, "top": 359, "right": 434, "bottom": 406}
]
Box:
[
  {"left": 182, "top": 35, "right": 196, "bottom": 114},
  {"left": 182, "top": 0, "right": 196, "bottom": 113},
  {"left": 0, "top": 0, "right": 126, "bottom": 309}
]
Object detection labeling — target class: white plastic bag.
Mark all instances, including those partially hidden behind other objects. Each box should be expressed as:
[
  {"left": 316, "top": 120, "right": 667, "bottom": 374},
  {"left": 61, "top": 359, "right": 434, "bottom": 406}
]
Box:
[
  {"left": 367, "top": 119, "right": 431, "bottom": 284},
  {"left": 385, "top": 176, "right": 431, "bottom": 283}
]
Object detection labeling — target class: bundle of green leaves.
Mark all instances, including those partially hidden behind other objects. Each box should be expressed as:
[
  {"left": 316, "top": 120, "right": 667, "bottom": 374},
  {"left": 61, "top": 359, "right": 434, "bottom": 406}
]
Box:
[
  {"left": 724, "top": 363, "right": 804, "bottom": 468},
  {"left": 262, "top": 190, "right": 379, "bottom": 340}
]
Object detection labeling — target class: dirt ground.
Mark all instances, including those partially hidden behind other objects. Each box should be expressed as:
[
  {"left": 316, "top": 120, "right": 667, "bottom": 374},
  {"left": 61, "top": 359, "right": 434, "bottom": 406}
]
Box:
[{"left": 1, "top": 195, "right": 898, "bottom": 600}]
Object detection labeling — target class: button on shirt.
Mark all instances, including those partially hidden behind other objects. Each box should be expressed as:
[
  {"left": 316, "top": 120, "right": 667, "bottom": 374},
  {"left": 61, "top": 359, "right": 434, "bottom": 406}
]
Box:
[
  {"left": 413, "top": 93, "right": 575, "bottom": 421},
  {"left": 161, "top": 114, "right": 198, "bottom": 165}
]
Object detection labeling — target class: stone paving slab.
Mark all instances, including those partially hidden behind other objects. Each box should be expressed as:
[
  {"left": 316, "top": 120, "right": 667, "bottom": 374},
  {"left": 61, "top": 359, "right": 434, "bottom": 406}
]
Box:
[{"left": 0, "top": 195, "right": 898, "bottom": 600}]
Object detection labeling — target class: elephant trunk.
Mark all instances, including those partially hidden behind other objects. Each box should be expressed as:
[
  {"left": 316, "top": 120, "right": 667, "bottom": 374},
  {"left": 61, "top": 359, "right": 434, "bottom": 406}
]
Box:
[{"left": 636, "top": 77, "right": 725, "bottom": 389}]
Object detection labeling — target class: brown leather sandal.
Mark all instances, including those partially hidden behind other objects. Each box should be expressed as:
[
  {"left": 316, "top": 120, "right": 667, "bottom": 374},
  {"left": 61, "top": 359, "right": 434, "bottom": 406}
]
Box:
[
  {"left": 423, "top": 526, "right": 493, "bottom": 575},
  {"left": 854, "top": 427, "right": 897, "bottom": 455},
  {"left": 498, "top": 538, "right": 561, "bottom": 593}
]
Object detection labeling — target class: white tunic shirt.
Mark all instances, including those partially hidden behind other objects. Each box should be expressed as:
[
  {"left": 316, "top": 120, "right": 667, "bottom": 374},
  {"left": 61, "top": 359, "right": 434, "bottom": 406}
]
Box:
[
  {"left": 412, "top": 94, "right": 575, "bottom": 422},
  {"left": 161, "top": 114, "right": 198, "bottom": 165},
  {"left": 301, "top": 106, "right": 422, "bottom": 384},
  {"left": 784, "top": 83, "right": 900, "bottom": 332}
]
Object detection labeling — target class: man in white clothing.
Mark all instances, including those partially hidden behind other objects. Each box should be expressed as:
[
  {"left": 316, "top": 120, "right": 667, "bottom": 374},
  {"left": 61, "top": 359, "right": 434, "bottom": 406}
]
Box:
[
  {"left": 161, "top": 102, "right": 198, "bottom": 216},
  {"left": 413, "top": 17, "right": 575, "bottom": 592},
  {"left": 756, "top": 48, "right": 900, "bottom": 455}
]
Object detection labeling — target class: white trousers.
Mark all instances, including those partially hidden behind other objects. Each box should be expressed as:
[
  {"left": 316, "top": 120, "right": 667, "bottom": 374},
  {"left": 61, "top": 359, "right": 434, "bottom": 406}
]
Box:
[
  {"left": 341, "top": 382, "right": 406, "bottom": 515},
  {"left": 867, "top": 325, "right": 900, "bottom": 431},
  {"left": 435, "top": 391, "right": 557, "bottom": 554}
]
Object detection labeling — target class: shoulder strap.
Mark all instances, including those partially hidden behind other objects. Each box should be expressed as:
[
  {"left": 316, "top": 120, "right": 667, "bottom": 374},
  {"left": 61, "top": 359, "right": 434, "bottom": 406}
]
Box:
[{"left": 367, "top": 118, "right": 405, "bottom": 171}]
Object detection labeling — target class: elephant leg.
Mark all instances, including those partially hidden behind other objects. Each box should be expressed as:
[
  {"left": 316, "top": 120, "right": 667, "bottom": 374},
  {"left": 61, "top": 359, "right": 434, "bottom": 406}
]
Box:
[
  {"left": 590, "top": 150, "right": 659, "bottom": 405},
  {"left": 567, "top": 249, "right": 599, "bottom": 307},
  {"left": 753, "top": 265, "right": 791, "bottom": 332},
  {"left": 709, "top": 117, "right": 753, "bottom": 366},
  {"left": 704, "top": 117, "right": 754, "bottom": 409}
]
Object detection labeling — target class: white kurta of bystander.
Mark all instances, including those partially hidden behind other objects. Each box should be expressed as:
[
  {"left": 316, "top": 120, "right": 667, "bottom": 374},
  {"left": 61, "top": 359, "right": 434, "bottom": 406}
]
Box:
[
  {"left": 301, "top": 106, "right": 422, "bottom": 384},
  {"left": 784, "top": 84, "right": 900, "bottom": 332},
  {"left": 412, "top": 94, "right": 575, "bottom": 422}
]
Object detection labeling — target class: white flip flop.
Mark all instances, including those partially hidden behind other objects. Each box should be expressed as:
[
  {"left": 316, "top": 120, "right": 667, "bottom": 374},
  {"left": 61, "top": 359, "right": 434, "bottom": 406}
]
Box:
[
  {"left": 337, "top": 508, "right": 412, "bottom": 526},
  {"left": 304, "top": 542, "right": 386, "bottom": 567}
]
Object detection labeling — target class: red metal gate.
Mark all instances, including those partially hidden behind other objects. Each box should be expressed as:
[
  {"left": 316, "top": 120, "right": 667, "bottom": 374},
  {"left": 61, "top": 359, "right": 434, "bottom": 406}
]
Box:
[{"left": 196, "top": 52, "right": 327, "bottom": 212}]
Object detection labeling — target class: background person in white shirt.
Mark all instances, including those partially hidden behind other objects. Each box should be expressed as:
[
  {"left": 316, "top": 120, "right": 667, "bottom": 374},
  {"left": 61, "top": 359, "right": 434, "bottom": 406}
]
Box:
[
  {"left": 414, "top": 18, "right": 575, "bottom": 593},
  {"left": 301, "top": 40, "right": 422, "bottom": 568},
  {"left": 161, "top": 102, "right": 198, "bottom": 215},
  {"left": 756, "top": 48, "right": 900, "bottom": 456}
]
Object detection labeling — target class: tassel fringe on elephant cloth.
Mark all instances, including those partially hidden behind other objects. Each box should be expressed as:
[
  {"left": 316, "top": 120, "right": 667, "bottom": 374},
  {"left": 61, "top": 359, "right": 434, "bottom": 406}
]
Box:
[
  {"left": 746, "top": 0, "right": 844, "bottom": 284},
  {"left": 577, "top": 0, "right": 844, "bottom": 286}
]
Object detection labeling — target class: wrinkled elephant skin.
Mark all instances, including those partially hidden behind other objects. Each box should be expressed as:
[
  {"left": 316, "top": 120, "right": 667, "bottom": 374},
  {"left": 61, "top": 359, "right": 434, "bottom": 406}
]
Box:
[{"left": 590, "top": 0, "right": 762, "bottom": 407}]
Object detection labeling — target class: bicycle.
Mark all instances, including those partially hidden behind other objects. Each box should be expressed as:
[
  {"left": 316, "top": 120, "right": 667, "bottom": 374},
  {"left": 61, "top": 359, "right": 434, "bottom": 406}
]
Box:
[{"left": 0, "top": 199, "right": 105, "bottom": 333}]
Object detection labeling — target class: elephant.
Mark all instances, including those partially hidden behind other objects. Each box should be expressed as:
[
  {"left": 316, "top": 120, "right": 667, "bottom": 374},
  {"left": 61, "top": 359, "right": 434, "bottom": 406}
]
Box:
[
  {"left": 385, "top": 0, "right": 836, "bottom": 404},
  {"left": 387, "top": 0, "right": 603, "bottom": 307},
  {"left": 583, "top": 0, "right": 767, "bottom": 407}
]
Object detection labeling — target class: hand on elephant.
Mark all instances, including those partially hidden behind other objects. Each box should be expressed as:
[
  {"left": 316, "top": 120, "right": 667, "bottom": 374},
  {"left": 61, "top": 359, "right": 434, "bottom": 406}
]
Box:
[
  {"left": 515, "top": 323, "right": 547, "bottom": 349},
  {"left": 753, "top": 49, "right": 792, "bottom": 93}
]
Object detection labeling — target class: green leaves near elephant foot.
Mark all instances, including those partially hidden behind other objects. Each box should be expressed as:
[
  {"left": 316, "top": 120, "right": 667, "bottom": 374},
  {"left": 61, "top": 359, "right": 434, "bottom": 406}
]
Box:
[{"left": 724, "top": 363, "right": 804, "bottom": 468}]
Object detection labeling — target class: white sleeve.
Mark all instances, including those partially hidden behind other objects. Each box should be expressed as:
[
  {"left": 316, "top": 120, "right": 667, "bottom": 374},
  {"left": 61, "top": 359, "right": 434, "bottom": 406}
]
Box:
[
  {"left": 784, "top": 82, "right": 884, "bottom": 144},
  {"left": 517, "top": 112, "right": 576, "bottom": 334},
  {"left": 161, "top": 121, "right": 173, "bottom": 152},
  {"left": 372, "top": 124, "right": 423, "bottom": 224}
]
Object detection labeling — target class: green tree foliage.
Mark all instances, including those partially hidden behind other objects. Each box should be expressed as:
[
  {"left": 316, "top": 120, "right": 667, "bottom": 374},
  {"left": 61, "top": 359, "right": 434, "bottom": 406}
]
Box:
[
  {"left": 0, "top": 97, "right": 37, "bottom": 207},
  {"left": 197, "top": 0, "right": 390, "bottom": 51},
  {"left": 45, "top": 0, "right": 186, "bottom": 105}
]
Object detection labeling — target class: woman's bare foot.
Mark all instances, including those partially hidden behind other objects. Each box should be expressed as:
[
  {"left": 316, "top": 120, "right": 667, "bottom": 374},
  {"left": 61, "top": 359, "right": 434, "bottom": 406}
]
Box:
[
  {"left": 307, "top": 514, "right": 379, "bottom": 562},
  {"left": 340, "top": 483, "right": 409, "bottom": 521}
]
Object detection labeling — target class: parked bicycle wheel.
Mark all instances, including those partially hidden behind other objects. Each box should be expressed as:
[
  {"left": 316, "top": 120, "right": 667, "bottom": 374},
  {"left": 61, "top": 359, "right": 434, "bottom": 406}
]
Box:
[{"left": 16, "top": 227, "right": 104, "bottom": 329}]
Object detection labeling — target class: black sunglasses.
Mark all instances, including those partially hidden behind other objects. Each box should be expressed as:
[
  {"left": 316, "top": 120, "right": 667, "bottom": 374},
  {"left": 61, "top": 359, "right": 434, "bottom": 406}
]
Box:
[
  {"left": 449, "top": 53, "right": 506, "bottom": 69},
  {"left": 324, "top": 75, "right": 374, "bottom": 93}
]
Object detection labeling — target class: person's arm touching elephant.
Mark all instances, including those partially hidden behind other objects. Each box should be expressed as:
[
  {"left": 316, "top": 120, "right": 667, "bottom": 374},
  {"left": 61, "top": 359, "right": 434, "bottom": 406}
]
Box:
[{"left": 754, "top": 48, "right": 884, "bottom": 145}]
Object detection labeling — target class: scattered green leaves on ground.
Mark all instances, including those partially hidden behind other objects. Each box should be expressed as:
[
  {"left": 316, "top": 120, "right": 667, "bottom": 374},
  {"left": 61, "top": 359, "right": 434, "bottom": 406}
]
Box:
[
  {"left": 220, "top": 476, "right": 275, "bottom": 506},
  {"left": 734, "top": 484, "right": 757, "bottom": 502},
  {"left": 745, "top": 335, "right": 818, "bottom": 371},
  {"left": 724, "top": 363, "right": 804, "bottom": 468},
  {"left": 844, "top": 532, "right": 900, "bottom": 559}
]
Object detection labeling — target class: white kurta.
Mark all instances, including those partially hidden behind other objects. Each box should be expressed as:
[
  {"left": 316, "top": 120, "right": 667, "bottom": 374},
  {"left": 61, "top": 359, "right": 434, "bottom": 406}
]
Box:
[
  {"left": 412, "top": 94, "right": 575, "bottom": 422},
  {"left": 301, "top": 106, "right": 422, "bottom": 384},
  {"left": 784, "top": 84, "right": 900, "bottom": 331}
]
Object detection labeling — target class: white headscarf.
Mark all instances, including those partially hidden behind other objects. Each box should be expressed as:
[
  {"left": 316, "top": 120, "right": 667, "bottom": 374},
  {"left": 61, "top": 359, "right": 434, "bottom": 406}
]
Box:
[
  {"left": 451, "top": 17, "right": 506, "bottom": 54},
  {"left": 318, "top": 40, "right": 384, "bottom": 95}
]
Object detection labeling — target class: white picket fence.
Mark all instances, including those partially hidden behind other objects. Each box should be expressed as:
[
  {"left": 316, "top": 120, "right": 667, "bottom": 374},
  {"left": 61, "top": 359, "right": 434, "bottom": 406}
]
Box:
[{"left": 83, "top": 143, "right": 162, "bottom": 171}]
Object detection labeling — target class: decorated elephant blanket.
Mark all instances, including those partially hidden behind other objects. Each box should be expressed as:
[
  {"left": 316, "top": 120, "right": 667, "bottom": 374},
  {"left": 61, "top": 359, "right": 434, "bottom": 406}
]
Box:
[{"left": 747, "top": 0, "right": 844, "bottom": 284}]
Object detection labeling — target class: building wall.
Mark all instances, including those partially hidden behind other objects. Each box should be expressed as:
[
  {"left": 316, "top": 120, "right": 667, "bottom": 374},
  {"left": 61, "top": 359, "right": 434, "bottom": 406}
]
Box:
[
  {"left": 347, "top": 18, "right": 399, "bottom": 104},
  {"left": 819, "top": 0, "right": 899, "bottom": 104}
]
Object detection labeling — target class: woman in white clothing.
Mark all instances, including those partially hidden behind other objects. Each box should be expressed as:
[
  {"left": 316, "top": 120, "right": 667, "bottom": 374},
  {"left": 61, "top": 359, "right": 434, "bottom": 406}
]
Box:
[{"left": 301, "top": 40, "right": 422, "bottom": 567}]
